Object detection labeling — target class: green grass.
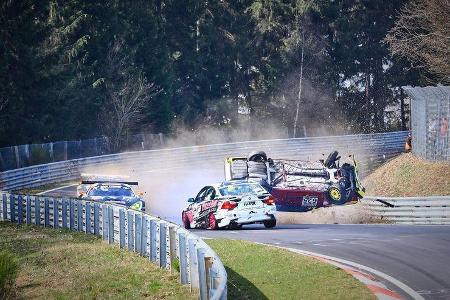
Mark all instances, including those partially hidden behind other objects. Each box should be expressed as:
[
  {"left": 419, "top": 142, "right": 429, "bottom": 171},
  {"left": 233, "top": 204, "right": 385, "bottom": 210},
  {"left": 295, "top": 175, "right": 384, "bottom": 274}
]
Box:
[
  {"left": 15, "top": 181, "right": 77, "bottom": 195},
  {"left": 0, "top": 222, "right": 195, "bottom": 300},
  {"left": 0, "top": 250, "right": 18, "bottom": 299},
  {"left": 206, "top": 239, "right": 375, "bottom": 300}
]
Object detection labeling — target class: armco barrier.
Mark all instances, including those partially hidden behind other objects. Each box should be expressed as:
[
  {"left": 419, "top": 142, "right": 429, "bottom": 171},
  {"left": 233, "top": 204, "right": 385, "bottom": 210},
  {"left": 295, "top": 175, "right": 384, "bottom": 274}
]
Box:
[
  {"left": 0, "top": 193, "right": 227, "bottom": 300},
  {"left": 361, "top": 196, "right": 450, "bottom": 224},
  {"left": 0, "top": 131, "right": 409, "bottom": 191}
]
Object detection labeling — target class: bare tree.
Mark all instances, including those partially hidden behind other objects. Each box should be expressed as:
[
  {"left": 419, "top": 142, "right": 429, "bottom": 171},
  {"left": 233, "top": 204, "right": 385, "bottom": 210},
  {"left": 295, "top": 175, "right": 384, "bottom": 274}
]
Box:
[
  {"left": 103, "top": 38, "right": 159, "bottom": 151},
  {"left": 385, "top": 0, "right": 450, "bottom": 84}
]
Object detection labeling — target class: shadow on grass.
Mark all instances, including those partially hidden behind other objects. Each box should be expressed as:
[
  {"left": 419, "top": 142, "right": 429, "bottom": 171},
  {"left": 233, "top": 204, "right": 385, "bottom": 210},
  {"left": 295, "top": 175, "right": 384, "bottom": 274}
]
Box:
[{"left": 225, "top": 266, "right": 268, "bottom": 300}]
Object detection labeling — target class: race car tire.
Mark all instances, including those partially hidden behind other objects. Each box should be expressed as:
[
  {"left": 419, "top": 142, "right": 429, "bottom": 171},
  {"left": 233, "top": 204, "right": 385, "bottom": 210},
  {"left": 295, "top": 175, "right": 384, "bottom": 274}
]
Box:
[
  {"left": 263, "top": 215, "right": 276, "bottom": 228},
  {"left": 247, "top": 161, "right": 267, "bottom": 173},
  {"left": 324, "top": 150, "right": 340, "bottom": 168},
  {"left": 182, "top": 211, "right": 191, "bottom": 229},
  {"left": 248, "top": 151, "right": 267, "bottom": 162},
  {"left": 208, "top": 213, "right": 218, "bottom": 230},
  {"left": 228, "top": 222, "right": 242, "bottom": 230},
  {"left": 248, "top": 173, "right": 268, "bottom": 180},
  {"left": 231, "top": 159, "right": 249, "bottom": 179},
  {"left": 327, "top": 184, "right": 347, "bottom": 205}
]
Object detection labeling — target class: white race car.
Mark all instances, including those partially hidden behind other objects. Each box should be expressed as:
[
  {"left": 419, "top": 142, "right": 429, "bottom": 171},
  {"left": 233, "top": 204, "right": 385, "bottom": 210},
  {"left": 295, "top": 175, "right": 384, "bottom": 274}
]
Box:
[{"left": 181, "top": 181, "right": 276, "bottom": 230}]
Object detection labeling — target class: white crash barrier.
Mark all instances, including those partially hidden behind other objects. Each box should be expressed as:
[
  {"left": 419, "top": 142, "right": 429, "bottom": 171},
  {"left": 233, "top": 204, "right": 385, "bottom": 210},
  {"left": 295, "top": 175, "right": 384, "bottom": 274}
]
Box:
[{"left": 362, "top": 196, "right": 450, "bottom": 225}]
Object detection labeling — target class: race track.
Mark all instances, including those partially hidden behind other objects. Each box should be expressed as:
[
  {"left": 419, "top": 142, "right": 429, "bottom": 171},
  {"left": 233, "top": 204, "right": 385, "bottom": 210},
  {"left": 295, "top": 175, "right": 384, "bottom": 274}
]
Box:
[
  {"left": 196, "top": 224, "right": 450, "bottom": 300},
  {"left": 42, "top": 170, "right": 450, "bottom": 300}
]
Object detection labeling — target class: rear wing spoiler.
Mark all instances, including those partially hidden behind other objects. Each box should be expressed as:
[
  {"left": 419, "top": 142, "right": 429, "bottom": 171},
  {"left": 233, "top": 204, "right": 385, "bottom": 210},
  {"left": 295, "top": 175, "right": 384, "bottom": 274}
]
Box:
[{"left": 80, "top": 180, "right": 139, "bottom": 185}]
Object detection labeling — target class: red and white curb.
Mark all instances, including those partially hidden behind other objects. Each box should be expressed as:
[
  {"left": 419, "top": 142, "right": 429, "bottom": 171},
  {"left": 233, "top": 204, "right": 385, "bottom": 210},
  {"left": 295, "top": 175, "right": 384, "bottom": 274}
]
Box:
[{"left": 280, "top": 247, "right": 425, "bottom": 300}]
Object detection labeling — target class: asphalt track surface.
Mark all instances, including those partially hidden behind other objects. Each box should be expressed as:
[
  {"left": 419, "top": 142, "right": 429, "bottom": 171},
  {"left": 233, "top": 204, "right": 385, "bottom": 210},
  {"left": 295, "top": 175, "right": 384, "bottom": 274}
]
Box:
[{"left": 44, "top": 185, "right": 450, "bottom": 300}]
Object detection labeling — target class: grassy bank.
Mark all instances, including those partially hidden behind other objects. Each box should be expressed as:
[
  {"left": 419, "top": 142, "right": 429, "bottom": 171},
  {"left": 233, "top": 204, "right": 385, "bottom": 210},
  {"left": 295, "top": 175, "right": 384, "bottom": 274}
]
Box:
[
  {"left": 0, "top": 222, "right": 195, "bottom": 299},
  {"left": 363, "top": 153, "right": 450, "bottom": 196},
  {"left": 206, "top": 239, "right": 374, "bottom": 300},
  {"left": 16, "top": 180, "right": 77, "bottom": 195}
]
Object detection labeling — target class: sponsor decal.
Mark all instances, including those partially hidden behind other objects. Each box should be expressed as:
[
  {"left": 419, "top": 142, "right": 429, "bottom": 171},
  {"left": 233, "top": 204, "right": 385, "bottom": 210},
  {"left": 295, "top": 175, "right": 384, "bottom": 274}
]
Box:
[{"left": 201, "top": 200, "right": 218, "bottom": 212}]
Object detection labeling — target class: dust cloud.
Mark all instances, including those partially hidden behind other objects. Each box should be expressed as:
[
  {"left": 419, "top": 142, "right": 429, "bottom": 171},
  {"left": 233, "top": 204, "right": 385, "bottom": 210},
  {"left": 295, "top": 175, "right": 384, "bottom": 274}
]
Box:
[{"left": 79, "top": 85, "right": 375, "bottom": 225}]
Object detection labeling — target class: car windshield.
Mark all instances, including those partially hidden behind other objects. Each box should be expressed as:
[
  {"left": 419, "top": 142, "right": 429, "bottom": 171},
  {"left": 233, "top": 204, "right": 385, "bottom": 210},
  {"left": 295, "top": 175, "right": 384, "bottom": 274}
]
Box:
[
  {"left": 219, "top": 183, "right": 266, "bottom": 196},
  {"left": 89, "top": 185, "right": 134, "bottom": 197}
]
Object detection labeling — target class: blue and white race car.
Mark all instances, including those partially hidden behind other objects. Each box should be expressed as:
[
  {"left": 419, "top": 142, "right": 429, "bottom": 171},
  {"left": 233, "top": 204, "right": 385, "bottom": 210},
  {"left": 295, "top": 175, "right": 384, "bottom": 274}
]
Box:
[{"left": 79, "top": 181, "right": 145, "bottom": 212}]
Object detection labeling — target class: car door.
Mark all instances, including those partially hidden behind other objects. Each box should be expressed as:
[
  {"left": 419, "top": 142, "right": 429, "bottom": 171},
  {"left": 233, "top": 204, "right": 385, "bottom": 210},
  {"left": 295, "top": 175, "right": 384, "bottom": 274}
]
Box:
[
  {"left": 195, "top": 186, "right": 218, "bottom": 221},
  {"left": 190, "top": 186, "right": 210, "bottom": 222}
]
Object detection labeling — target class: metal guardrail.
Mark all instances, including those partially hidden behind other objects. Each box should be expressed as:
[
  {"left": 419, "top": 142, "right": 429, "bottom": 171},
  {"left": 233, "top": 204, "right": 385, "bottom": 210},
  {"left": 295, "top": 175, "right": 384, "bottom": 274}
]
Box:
[
  {"left": 361, "top": 196, "right": 450, "bottom": 225},
  {"left": 0, "top": 192, "right": 227, "bottom": 300},
  {"left": 0, "top": 131, "right": 409, "bottom": 191}
]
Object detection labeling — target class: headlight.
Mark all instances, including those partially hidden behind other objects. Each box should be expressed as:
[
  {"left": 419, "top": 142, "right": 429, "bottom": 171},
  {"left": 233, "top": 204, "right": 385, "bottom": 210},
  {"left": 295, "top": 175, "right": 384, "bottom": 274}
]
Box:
[{"left": 130, "top": 201, "right": 143, "bottom": 211}]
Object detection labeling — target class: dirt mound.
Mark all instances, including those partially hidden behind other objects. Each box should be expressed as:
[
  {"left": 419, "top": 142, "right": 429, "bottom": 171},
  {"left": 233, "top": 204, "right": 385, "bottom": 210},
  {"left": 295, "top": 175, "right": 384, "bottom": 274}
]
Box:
[
  {"left": 362, "top": 153, "right": 450, "bottom": 197},
  {"left": 276, "top": 203, "right": 377, "bottom": 225}
]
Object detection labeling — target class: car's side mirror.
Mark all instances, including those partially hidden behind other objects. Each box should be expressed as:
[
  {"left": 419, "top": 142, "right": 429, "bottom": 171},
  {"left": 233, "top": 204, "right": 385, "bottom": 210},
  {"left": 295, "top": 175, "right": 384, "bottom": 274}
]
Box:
[{"left": 187, "top": 197, "right": 194, "bottom": 203}]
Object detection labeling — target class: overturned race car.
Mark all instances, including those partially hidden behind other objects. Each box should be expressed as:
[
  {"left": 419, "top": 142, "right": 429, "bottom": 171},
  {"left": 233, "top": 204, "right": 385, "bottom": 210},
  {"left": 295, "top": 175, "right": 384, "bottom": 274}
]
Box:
[
  {"left": 224, "top": 150, "right": 365, "bottom": 212},
  {"left": 182, "top": 181, "right": 277, "bottom": 230}
]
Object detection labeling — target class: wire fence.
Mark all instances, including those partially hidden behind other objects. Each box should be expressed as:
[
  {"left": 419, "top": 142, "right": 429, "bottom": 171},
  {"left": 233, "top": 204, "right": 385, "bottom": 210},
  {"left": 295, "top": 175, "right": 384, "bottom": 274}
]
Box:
[
  {"left": 405, "top": 85, "right": 450, "bottom": 161},
  {"left": 0, "top": 133, "right": 165, "bottom": 172},
  {"left": 0, "top": 192, "right": 227, "bottom": 300}
]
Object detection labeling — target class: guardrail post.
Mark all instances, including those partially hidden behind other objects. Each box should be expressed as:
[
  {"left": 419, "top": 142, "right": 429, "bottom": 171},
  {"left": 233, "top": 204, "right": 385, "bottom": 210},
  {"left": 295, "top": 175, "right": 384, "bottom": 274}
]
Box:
[
  {"left": 134, "top": 214, "right": 142, "bottom": 252},
  {"left": 2, "top": 194, "right": 7, "bottom": 221},
  {"left": 10, "top": 194, "right": 15, "bottom": 223},
  {"left": 169, "top": 226, "right": 177, "bottom": 271},
  {"left": 127, "top": 211, "right": 134, "bottom": 250},
  {"left": 102, "top": 205, "right": 108, "bottom": 241},
  {"left": 44, "top": 198, "right": 50, "bottom": 227},
  {"left": 141, "top": 216, "right": 148, "bottom": 256},
  {"left": 205, "top": 257, "right": 213, "bottom": 297},
  {"left": 26, "top": 196, "right": 31, "bottom": 224},
  {"left": 188, "top": 238, "right": 199, "bottom": 291},
  {"left": 149, "top": 219, "right": 157, "bottom": 262},
  {"left": 69, "top": 199, "right": 75, "bottom": 230},
  {"left": 94, "top": 203, "right": 100, "bottom": 235},
  {"left": 85, "top": 202, "right": 91, "bottom": 233},
  {"left": 160, "top": 223, "right": 167, "bottom": 268},
  {"left": 197, "top": 248, "right": 208, "bottom": 300},
  {"left": 53, "top": 199, "right": 59, "bottom": 228},
  {"left": 108, "top": 206, "right": 114, "bottom": 244},
  {"left": 77, "top": 201, "right": 83, "bottom": 232},
  {"left": 35, "top": 197, "right": 41, "bottom": 225},
  {"left": 62, "top": 199, "right": 67, "bottom": 228},
  {"left": 178, "top": 233, "right": 188, "bottom": 284},
  {"left": 119, "top": 209, "right": 125, "bottom": 248},
  {"left": 17, "top": 195, "right": 23, "bottom": 224}
]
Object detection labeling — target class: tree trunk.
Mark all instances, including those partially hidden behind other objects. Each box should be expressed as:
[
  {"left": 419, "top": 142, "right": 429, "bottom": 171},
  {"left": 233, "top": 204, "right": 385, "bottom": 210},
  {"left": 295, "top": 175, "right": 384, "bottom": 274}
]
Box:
[
  {"left": 293, "top": 36, "right": 304, "bottom": 138},
  {"left": 400, "top": 89, "right": 406, "bottom": 130}
]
